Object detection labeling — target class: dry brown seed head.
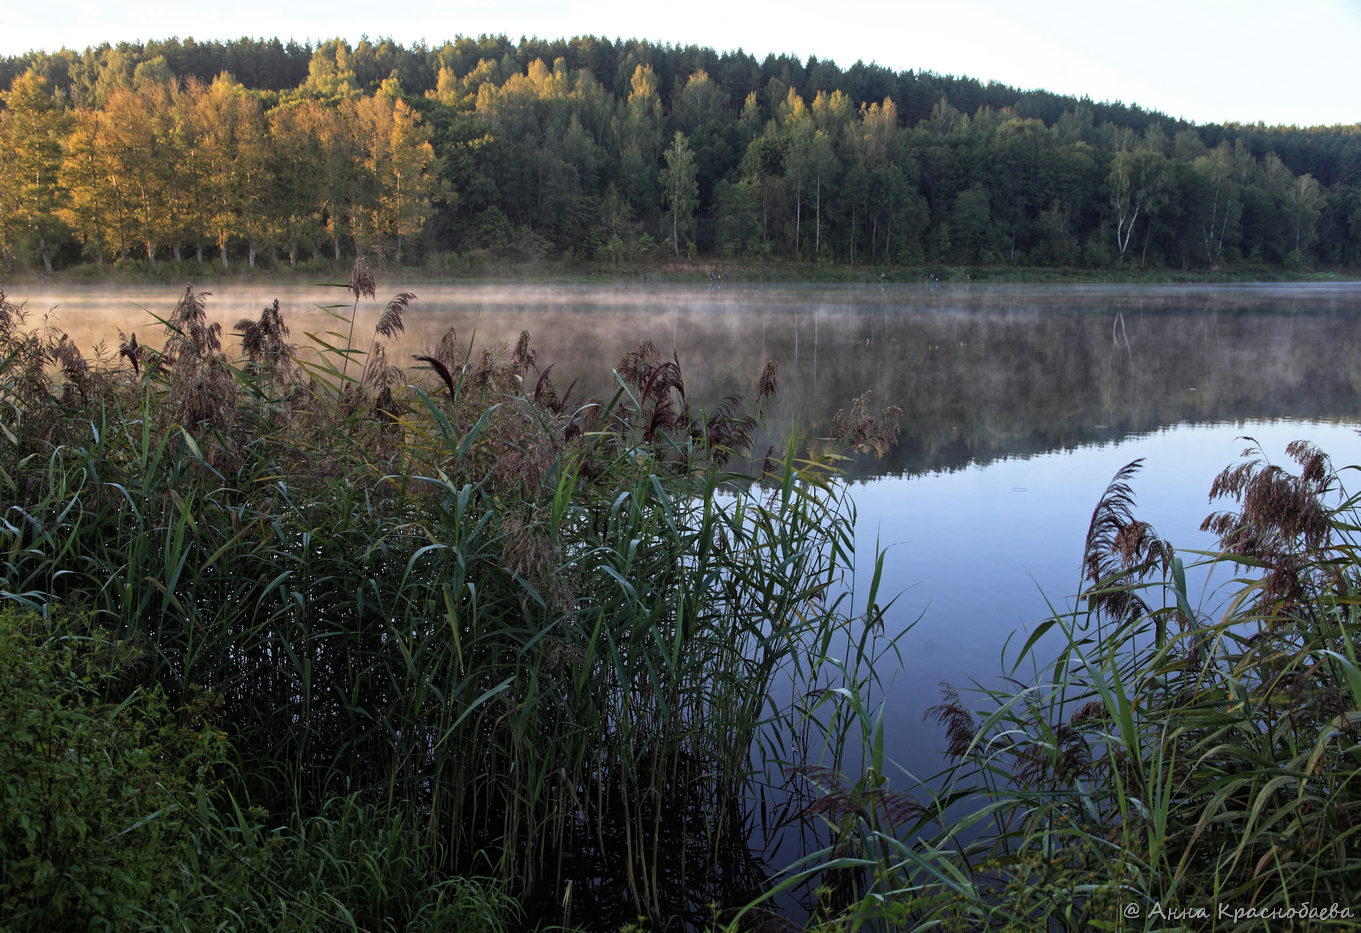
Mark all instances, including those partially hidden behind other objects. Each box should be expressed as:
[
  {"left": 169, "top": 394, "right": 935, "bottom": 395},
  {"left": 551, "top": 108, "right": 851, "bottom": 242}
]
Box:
[
  {"left": 376, "top": 293, "right": 415, "bottom": 338},
  {"left": 348, "top": 256, "right": 376, "bottom": 300}
]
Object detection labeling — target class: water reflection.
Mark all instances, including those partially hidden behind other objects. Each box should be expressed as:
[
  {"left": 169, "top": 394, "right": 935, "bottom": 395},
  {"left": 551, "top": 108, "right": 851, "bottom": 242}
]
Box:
[{"left": 20, "top": 281, "right": 1361, "bottom": 478}]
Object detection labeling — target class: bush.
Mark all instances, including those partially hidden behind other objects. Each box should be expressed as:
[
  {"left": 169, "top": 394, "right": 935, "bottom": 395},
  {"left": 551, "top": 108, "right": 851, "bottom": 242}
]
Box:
[{"left": 0, "top": 607, "right": 230, "bottom": 930}]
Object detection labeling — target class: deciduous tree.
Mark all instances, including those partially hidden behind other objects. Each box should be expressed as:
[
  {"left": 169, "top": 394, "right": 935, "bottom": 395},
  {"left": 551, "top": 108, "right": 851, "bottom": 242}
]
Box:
[
  {"left": 661, "top": 131, "right": 698, "bottom": 256},
  {"left": 0, "top": 71, "right": 71, "bottom": 273},
  {"left": 1108, "top": 147, "right": 1172, "bottom": 263}
]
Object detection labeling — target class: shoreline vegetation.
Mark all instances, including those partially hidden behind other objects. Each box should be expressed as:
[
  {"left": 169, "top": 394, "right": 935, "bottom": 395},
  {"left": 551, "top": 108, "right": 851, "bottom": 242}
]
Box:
[
  {"left": 4, "top": 268, "right": 1361, "bottom": 930},
  {"left": 0, "top": 268, "right": 904, "bottom": 930},
  {"left": 6, "top": 256, "right": 1359, "bottom": 289}
]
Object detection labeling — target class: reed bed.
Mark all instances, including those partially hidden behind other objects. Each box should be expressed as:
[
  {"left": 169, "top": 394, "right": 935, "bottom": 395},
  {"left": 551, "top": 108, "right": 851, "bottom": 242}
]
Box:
[
  {"left": 0, "top": 271, "right": 888, "bottom": 930},
  {"left": 759, "top": 442, "right": 1361, "bottom": 931}
]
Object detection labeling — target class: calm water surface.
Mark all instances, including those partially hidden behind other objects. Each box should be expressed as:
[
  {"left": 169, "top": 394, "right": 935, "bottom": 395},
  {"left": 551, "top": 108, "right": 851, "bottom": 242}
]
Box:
[{"left": 19, "top": 277, "right": 1361, "bottom": 831}]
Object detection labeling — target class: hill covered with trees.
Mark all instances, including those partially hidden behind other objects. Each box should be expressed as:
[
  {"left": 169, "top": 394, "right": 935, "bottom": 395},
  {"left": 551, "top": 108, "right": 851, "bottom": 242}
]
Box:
[{"left": 3, "top": 34, "right": 1360, "bottom": 275}]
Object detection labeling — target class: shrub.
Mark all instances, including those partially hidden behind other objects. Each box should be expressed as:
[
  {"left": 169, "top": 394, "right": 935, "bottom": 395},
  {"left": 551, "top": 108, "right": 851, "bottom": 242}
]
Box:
[{"left": 0, "top": 607, "right": 229, "bottom": 930}]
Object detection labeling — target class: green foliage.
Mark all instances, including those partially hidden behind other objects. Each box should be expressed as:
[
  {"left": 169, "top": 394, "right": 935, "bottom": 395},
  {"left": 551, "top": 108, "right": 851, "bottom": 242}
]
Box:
[
  {"left": 5, "top": 33, "right": 1361, "bottom": 275},
  {"left": 0, "top": 604, "right": 518, "bottom": 933},
  {"left": 185, "top": 794, "right": 520, "bottom": 933},
  {"left": 662, "top": 131, "right": 699, "bottom": 256},
  {"left": 0, "top": 607, "right": 229, "bottom": 930}
]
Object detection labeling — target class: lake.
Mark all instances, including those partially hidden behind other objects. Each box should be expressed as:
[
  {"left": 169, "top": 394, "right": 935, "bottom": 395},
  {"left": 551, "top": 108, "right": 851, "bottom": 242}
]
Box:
[{"left": 16, "top": 277, "right": 1361, "bottom": 880}]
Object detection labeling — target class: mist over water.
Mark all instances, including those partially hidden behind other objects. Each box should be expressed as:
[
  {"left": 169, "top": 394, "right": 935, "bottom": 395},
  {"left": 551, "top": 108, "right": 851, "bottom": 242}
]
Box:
[
  {"left": 17, "top": 277, "right": 1361, "bottom": 806},
  {"left": 23, "top": 279, "right": 1361, "bottom": 468}
]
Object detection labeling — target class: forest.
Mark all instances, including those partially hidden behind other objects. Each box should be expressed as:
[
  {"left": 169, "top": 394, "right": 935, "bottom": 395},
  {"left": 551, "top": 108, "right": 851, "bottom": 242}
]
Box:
[{"left": 3, "top": 33, "right": 1361, "bottom": 275}]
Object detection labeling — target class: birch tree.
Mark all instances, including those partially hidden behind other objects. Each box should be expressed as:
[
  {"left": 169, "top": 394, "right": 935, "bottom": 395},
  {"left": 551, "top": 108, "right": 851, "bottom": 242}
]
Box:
[
  {"left": 1108, "top": 148, "right": 1171, "bottom": 262},
  {"left": 1192, "top": 144, "right": 1241, "bottom": 266},
  {"left": 661, "top": 131, "right": 698, "bottom": 256}
]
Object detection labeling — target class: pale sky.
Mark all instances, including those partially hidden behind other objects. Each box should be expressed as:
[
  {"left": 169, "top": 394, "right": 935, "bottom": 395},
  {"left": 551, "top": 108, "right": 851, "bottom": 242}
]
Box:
[{"left": 7, "top": 0, "right": 1361, "bottom": 127}]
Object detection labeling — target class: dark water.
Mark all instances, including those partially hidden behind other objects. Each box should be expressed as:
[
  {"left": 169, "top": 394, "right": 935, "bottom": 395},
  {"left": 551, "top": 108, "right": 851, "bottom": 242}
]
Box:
[{"left": 18, "top": 278, "right": 1361, "bottom": 908}]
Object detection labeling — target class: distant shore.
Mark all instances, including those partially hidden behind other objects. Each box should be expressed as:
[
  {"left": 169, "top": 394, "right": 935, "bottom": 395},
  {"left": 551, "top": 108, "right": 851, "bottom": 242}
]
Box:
[{"left": 6, "top": 257, "right": 1357, "bottom": 291}]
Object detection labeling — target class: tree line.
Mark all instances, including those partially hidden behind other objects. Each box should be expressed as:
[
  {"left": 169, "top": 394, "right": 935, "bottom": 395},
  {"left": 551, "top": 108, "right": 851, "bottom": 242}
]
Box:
[{"left": 3, "top": 34, "right": 1361, "bottom": 274}]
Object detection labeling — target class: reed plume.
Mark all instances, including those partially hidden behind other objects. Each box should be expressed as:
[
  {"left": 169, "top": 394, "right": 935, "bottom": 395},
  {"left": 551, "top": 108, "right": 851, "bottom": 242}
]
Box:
[
  {"left": 925, "top": 681, "right": 977, "bottom": 761},
  {"left": 347, "top": 255, "right": 376, "bottom": 300},
  {"left": 413, "top": 354, "right": 457, "bottom": 402},
  {"left": 376, "top": 292, "right": 415, "bottom": 338},
  {"left": 1201, "top": 439, "right": 1333, "bottom": 606},
  {"left": 162, "top": 284, "right": 220, "bottom": 370},
  {"left": 117, "top": 330, "right": 141, "bottom": 376},
  {"left": 50, "top": 335, "right": 89, "bottom": 402},
  {"left": 1081, "top": 459, "right": 1171, "bottom": 624},
  {"left": 340, "top": 256, "right": 377, "bottom": 382},
  {"left": 236, "top": 299, "right": 297, "bottom": 395},
  {"left": 617, "top": 340, "right": 660, "bottom": 389},
  {"left": 756, "top": 360, "right": 779, "bottom": 401},
  {"left": 512, "top": 329, "right": 536, "bottom": 375}
]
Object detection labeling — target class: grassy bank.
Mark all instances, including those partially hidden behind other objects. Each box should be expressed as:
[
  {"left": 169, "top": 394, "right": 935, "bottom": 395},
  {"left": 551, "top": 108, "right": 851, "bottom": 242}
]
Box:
[{"left": 8, "top": 252, "right": 1358, "bottom": 289}]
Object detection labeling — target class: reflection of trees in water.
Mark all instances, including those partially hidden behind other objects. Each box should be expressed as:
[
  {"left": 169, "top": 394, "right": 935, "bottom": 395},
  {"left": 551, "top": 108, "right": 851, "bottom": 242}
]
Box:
[
  {"left": 24, "top": 283, "right": 1361, "bottom": 479},
  {"left": 760, "top": 290, "right": 1361, "bottom": 480}
]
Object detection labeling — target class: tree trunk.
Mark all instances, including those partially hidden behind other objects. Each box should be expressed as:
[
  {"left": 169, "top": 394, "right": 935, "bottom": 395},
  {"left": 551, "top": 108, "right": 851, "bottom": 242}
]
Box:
[
  {"left": 815, "top": 172, "right": 822, "bottom": 257},
  {"left": 760, "top": 180, "right": 770, "bottom": 244},
  {"left": 1115, "top": 202, "right": 1140, "bottom": 257},
  {"left": 849, "top": 199, "right": 857, "bottom": 265}
]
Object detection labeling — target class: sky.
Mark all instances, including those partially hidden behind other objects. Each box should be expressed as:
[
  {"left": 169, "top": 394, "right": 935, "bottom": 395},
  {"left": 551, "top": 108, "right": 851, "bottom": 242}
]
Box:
[{"left": 7, "top": 0, "right": 1361, "bottom": 127}]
